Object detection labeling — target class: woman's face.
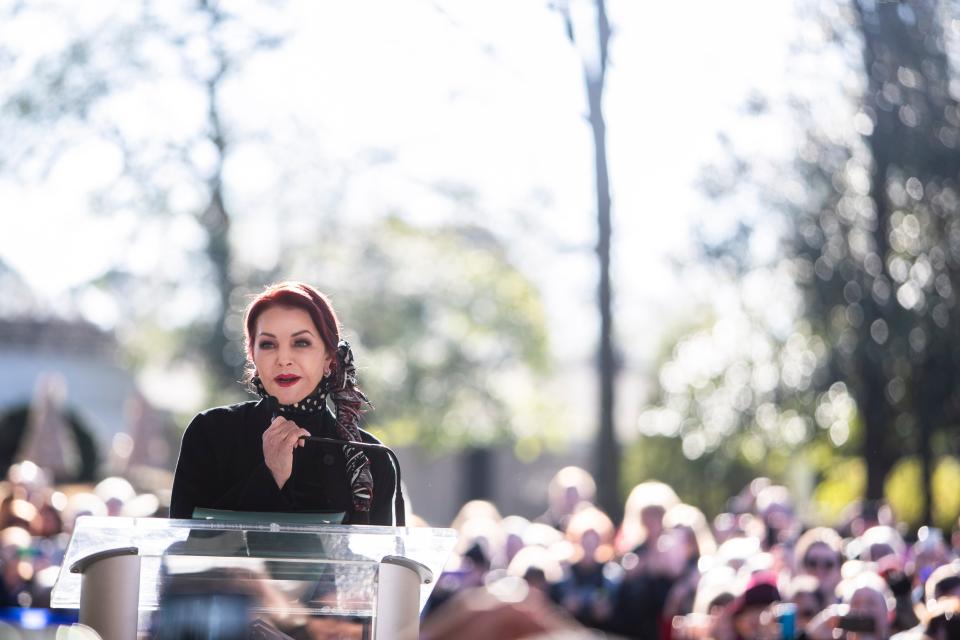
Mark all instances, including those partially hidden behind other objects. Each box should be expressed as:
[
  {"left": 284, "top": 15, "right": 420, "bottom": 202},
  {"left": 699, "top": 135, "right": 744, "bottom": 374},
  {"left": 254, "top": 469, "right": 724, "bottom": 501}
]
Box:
[
  {"left": 801, "top": 543, "right": 841, "bottom": 593},
  {"left": 252, "top": 305, "right": 332, "bottom": 405}
]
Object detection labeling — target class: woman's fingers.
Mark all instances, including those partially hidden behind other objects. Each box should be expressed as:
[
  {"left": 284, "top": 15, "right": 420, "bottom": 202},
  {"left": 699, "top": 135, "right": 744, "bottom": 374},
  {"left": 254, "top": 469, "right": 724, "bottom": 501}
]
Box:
[
  {"left": 264, "top": 417, "right": 310, "bottom": 448},
  {"left": 261, "top": 416, "right": 310, "bottom": 489}
]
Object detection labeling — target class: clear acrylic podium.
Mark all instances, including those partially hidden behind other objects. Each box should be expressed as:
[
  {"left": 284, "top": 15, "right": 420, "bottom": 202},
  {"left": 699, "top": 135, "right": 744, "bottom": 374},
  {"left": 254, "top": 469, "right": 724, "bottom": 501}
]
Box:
[{"left": 52, "top": 516, "right": 458, "bottom": 640}]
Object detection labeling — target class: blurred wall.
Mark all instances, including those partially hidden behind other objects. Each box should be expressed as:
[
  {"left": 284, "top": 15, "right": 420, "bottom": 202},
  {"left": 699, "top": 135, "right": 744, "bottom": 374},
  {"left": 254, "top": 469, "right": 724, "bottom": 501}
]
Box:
[{"left": 0, "top": 318, "right": 136, "bottom": 450}]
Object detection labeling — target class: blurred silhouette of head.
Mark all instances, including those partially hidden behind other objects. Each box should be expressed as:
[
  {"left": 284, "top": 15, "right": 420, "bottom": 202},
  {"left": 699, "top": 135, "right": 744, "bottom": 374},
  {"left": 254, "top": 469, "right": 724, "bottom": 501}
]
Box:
[{"left": 547, "top": 466, "right": 596, "bottom": 518}]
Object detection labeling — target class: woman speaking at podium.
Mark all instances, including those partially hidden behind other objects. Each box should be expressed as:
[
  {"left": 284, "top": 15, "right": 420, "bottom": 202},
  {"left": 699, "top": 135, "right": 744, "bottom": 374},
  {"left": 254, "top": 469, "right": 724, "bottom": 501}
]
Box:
[{"left": 170, "top": 281, "right": 396, "bottom": 525}]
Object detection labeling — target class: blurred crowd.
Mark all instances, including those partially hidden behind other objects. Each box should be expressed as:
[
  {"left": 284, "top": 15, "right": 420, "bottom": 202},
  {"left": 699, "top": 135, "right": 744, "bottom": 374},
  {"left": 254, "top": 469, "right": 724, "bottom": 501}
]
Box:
[
  {"left": 0, "top": 457, "right": 959, "bottom": 640},
  {"left": 420, "top": 469, "right": 960, "bottom": 640},
  {"left": 0, "top": 460, "right": 161, "bottom": 611}
]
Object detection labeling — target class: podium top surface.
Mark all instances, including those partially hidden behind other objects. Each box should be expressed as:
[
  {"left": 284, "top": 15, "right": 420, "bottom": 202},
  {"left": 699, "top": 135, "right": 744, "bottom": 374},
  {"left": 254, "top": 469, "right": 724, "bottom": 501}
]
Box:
[{"left": 52, "top": 516, "right": 457, "bottom": 618}]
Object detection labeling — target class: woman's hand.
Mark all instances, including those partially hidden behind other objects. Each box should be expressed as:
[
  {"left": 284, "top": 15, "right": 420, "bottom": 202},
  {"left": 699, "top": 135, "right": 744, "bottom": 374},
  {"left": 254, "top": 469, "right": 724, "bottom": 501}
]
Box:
[{"left": 262, "top": 416, "right": 310, "bottom": 488}]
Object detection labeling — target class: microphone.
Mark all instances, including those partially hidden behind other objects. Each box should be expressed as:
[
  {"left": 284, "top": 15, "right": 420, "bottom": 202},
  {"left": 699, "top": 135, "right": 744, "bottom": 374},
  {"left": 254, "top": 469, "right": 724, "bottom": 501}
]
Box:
[
  {"left": 264, "top": 397, "right": 407, "bottom": 526},
  {"left": 301, "top": 436, "right": 407, "bottom": 527}
]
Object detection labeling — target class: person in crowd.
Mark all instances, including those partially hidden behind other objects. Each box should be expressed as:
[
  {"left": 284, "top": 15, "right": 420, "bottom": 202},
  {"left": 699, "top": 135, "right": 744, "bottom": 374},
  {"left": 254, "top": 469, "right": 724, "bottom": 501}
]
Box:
[
  {"left": 667, "top": 504, "right": 718, "bottom": 560},
  {"left": 854, "top": 527, "right": 917, "bottom": 633},
  {"left": 614, "top": 486, "right": 688, "bottom": 640},
  {"left": 924, "top": 561, "right": 960, "bottom": 607},
  {"left": 693, "top": 566, "right": 738, "bottom": 617},
  {"left": 423, "top": 538, "right": 494, "bottom": 620},
  {"left": 726, "top": 572, "right": 782, "bottom": 640},
  {"left": 503, "top": 515, "right": 533, "bottom": 566},
  {"left": 755, "top": 485, "right": 798, "bottom": 551},
  {"left": 0, "top": 496, "right": 35, "bottom": 531},
  {"left": 522, "top": 521, "right": 566, "bottom": 552},
  {"left": 507, "top": 544, "right": 564, "bottom": 596},
  {"left": 921, "top": 596, "right": 960, "bottom": 640},
  {"left": 537, "top": 466, "right": 597, "bottom": 532},
  {"left": 550, "top": 505, "right": 622, "bottom": 632},
  {"left": 94, "top": 476, "right": 136, "bottom": 517},
  {"left": 909, "top": 527, "right": 951, "bottom": 602},
  {"left": 672, "top": 566, "right": 738, "bottom": 640},
  {"left": 424, "top": 506, "right": 501, "bottom": 618},
  {"left": 807, "top": 572, "right": 893, "bottom": 640},
  {"left": 715, "top": 536, "right": 764, "bottom": 575},
  {"left": 661, "top": 506, "right": 713, "bottom": 624},
  {"left": 857, "top": 526, "right": 906, "bottom": 564},
  {"left": 784, "top": 574, "right": 826, "bottom": 633},
  {"left": 795, "top": 527, "right": 844, "bottom": 606},
  {"left": 29, "top": 498, "right": 63, "bottom": 539},
  {"left": 843, "top": 574, "right": 894, "bottom": 640},
  {"left": 420, "top": 582, "right": 597, "bottom": 640},
  {"left": 0, "top": 525, "right": 34, "bottom": 607},
  {"left": 891, "top": 560, "right": 960, "bottom": 640},
  {"left": 450, "top": 499, "right": 503, "bottom": 532},
  {"left": 728, "top": 479, "right": 772, "bottom": 517},
  {"left": 62, "top": 491, "right": 107, "bottom": 533},
  {"left": 170, "top": 281, "right": 397, "bottom": 525},
  {"left": 618, "top": 481, "right": 681, "bottom": 556}
]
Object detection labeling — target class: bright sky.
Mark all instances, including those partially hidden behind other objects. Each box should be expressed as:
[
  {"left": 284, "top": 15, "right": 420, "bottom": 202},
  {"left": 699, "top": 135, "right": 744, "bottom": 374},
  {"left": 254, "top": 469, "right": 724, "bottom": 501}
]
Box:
[{"left": 0, "top": 0, "right": 797, "bottom": 421}]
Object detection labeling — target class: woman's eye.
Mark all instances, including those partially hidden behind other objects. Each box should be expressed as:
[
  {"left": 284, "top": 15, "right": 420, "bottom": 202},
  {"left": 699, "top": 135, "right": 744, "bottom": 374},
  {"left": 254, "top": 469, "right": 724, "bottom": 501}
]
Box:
[
  {"left": 295, "top": 339, "right": 311, "bottom": 347},
  {"left": 258, "top": 341, "right": 275, "bottom": 350}
]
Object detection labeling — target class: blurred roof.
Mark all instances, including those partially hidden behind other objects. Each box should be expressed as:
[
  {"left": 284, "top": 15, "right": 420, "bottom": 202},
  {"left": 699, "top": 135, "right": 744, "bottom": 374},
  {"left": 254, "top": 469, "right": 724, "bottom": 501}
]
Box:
[{"left": 0, "top": 317, "right": 115, "bottom": 357}]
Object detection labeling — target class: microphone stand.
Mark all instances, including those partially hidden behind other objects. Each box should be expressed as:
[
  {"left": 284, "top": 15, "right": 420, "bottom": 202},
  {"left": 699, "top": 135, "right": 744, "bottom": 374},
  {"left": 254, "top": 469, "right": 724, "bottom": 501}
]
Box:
[
  {"left": 265, "top": 398, "right": 407, "bottom": 526},
  {"left": 301, "top": 436, "right": 407, "bottom": 527}
]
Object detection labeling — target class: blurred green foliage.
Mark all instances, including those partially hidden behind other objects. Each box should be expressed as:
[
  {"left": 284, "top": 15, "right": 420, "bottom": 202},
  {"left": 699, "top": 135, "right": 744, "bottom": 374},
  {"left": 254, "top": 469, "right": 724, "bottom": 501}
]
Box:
[
  {"left": 279, "top": 217, "right": 559, "bottom": 450},
  {"left": 621, "top": 434, "right": 761, "bottom": 519},
  {"left": 626, "top": 0, "right": 960, "bottom": 528},
  {"left": 813, "top": 455, "right": 960, "bottom": 531}
]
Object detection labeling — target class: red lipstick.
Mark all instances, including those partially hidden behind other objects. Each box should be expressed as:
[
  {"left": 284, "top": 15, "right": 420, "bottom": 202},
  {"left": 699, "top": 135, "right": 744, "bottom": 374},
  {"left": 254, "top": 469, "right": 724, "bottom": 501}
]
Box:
[{"left": 274, "top": 374, "right": 301, "bottom": 387}]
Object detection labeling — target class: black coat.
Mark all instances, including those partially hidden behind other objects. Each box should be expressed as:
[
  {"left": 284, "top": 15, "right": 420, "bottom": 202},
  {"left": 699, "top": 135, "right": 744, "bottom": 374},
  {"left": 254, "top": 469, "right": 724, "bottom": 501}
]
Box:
[{"left": 170, "top": 399, "right": 397, "bottom": 525}]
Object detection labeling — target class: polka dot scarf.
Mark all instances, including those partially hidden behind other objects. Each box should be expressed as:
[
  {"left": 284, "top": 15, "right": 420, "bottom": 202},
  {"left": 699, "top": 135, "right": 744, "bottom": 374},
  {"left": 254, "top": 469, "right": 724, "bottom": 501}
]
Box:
[{"left": 252, "top": 340, "right": 374, "bottom": 519}]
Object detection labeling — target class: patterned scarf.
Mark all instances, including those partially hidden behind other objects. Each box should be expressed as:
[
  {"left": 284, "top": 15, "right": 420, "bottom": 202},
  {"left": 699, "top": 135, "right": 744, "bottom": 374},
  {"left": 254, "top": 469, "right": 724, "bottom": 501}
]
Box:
[{"left": 252, "top": 340, "right": 374, "bottom": 517}]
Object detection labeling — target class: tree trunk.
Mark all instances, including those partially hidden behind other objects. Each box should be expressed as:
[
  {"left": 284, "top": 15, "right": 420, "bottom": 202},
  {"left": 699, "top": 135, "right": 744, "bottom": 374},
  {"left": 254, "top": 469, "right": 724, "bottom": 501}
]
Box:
[
  {"left": 853, "top": 0, "right": 897, "bottom": 504},
  {"left": 586, "top": 0, "right": 621, "bottom": 522},
  {"left": 198, "top": 66, "right": 237, "bottom": 387},
  {"left": 918, "top": 410, "right": 933, "bottom": 525},
  {"left": 201, "top": 185, "right": 234, "bottom": 385},
  {"left": 559, "top": 0, "right": 619, "bottom": 519},
  {"left": 856, "top": 356, "right": 892, "bottom": 501}
]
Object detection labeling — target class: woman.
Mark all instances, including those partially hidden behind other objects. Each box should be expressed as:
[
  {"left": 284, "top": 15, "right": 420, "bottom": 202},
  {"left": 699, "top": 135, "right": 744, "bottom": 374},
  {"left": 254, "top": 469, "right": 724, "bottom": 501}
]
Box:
[
  {"left": 170, "top": 282, "right": 396, "bottom": 525},
  {"left": 794, "top": 527, "right": 844, "bottom": 606}
]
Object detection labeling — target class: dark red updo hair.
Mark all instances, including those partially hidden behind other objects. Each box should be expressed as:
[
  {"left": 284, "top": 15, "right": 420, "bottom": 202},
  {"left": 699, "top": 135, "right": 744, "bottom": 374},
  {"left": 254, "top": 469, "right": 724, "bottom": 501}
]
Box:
[{"left": 243, "top": 282, "right": 341, "bottom": 381}]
